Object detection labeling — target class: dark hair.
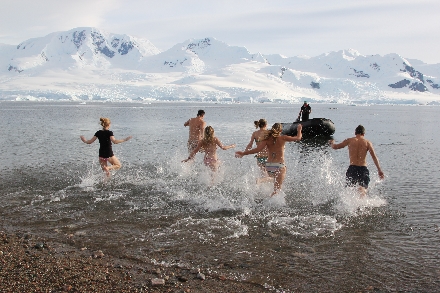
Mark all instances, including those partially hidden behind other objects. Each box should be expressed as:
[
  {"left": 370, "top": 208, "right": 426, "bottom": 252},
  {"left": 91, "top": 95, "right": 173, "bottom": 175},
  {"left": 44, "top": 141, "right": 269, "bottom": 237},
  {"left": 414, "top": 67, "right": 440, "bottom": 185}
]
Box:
[
  {"left": 254, "top": 118, "right": 267, "bottom": 129},
  {"left": 355, "top": 125, "right": 365, "bottom": 135},
  {"left": 197, "top": 110, "right": 205, "bottom": 116}
]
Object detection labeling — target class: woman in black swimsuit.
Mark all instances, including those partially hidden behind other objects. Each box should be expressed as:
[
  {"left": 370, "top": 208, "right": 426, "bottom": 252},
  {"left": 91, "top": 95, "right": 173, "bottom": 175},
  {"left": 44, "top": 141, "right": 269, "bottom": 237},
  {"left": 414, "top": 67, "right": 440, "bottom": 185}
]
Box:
[{"left": 80, "top": 117, "right": 132, "bottom": 176}]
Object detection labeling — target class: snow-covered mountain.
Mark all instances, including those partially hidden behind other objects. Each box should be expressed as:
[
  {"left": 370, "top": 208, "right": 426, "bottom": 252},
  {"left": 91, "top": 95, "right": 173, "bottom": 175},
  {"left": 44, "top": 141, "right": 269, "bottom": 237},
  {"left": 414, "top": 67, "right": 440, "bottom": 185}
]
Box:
[
  {"left": 1, "top": 27, "right": 439, "bottom": 104},
  {"left": 2, "top": 27, "right": 160, "bottom": 73}
]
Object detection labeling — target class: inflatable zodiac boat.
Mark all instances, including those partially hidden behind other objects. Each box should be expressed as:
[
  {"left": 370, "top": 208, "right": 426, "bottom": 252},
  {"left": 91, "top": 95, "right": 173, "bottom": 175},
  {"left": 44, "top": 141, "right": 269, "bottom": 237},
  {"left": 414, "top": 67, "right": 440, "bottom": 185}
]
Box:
[{"left": 281, "top": 118, "right": 335, "bottom": 138}]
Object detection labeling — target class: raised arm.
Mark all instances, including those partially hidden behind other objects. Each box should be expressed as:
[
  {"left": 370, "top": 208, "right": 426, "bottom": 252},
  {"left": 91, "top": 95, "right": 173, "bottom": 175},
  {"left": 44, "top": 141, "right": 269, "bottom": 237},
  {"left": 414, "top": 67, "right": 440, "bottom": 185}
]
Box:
[
  {"left": 182, "top": 141, "right": 203, "bottom": 162},
  {"left": 110, "top": 136, "right": 132, "bottom": 144},
  {"left": 367, "top": 141, "right": 384, "bottom": 179},
  {"left": 80, "top": 135, "right": 97, "bottom": 144},
  {"left": 283, "top": 124, "right": 302, "bottom": 142}
]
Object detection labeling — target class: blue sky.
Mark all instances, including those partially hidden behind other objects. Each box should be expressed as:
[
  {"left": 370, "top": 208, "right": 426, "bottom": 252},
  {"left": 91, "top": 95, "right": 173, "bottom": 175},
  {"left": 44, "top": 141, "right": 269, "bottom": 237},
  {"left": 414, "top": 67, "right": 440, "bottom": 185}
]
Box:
[{"left": 1, "top": 0, "right": 439, "bottom": 64}]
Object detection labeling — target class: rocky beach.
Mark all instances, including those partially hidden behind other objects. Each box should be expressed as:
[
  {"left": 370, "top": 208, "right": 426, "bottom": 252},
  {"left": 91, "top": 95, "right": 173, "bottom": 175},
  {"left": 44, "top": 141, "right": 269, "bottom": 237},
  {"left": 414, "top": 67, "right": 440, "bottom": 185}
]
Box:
[{"left": 0, "top": 231, "right": 267, "bottom": 293}]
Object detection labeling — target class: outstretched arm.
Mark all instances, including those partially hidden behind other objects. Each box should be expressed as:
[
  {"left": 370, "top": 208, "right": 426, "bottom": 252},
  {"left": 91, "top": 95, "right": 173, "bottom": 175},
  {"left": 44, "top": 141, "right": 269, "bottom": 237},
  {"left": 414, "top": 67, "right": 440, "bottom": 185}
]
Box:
[
  {"left": 184, "top": 119, "right": 190, "bottom": 127},
  {"left": 80, "top": 135, "right": 97, "bottom": 144},
  {"left": 182, "top": 141, "right": 203, "bottom": 162},
  {"left": 216, "top": 138, "right": 236, "bottom": 150},
  {"left": 111, "top": 136, "right": 132, "bottom": 144},
  {"left": 368, "top": 142, "right": 384, "bottom": 179},
  {"left": 329, "top": 138, "right": 349, "bottom": 149},
  {"left": 235, "top": 140, "right": 267, "bottom": 158}
]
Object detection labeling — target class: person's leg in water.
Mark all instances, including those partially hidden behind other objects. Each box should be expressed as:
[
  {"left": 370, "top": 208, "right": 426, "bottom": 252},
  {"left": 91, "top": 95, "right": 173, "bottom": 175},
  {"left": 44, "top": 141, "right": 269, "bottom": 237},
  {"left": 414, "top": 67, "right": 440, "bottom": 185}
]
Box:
[
  {"left": 99, "top": 156, "right": 122, "bottom": 177},
  {"left": 261, "top": 163, "right": 286, "bottom": 196},
  {"left": 204, "top": 157, "right": 219, "bottom": 185},
  {"left": 99, "top": 157, "right": 111, "bottom": 176},
  {"left": 255, "top": 156, "right": 270, "bottom": 184},
  {"left": 357, "top": 186, "right": 367, "bottom": 198},
  {"left": 271, "top": 166, "right": 286, "bottom": 197}
]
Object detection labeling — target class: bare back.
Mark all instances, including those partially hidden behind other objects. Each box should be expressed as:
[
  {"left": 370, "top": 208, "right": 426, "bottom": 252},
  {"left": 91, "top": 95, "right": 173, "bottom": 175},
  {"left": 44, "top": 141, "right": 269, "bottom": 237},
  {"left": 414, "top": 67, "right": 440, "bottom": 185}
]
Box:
[
  {"left": 346, "top": 137, "right": 370, "bottom": 166},
  {"left": 203, "top": 138, "right": 221, "bottom": 160},
  {"left": 329, "top": 132, "right": 384, "bottom": 181},
  {"left": 184, "top": 117, "right": 206, "bottom": 141},
  {"left": 249, "top": 129, "right": 268, "bottom": 157},
  {"left": 263, "top": 135, "right": 302, "bottom": 164}
]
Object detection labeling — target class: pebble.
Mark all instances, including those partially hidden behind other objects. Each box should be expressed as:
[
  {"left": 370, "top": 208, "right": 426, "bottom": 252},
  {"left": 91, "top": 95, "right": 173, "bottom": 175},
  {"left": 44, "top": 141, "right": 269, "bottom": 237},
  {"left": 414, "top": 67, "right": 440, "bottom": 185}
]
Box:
[
  {"left": 34, "top": 243, "right": 44, "bottom": 249},
  {"left": 197, "top": 273, "right": 205, "bottom": 280},
  {"left": 177, "top": 275, "right": 188, "bottom": 282},
  {"left": 151, "top": 278, "right": 165, "bottom": 286},
  {"left": 93, "top": 250, "right": 104, "bottom": 258}
]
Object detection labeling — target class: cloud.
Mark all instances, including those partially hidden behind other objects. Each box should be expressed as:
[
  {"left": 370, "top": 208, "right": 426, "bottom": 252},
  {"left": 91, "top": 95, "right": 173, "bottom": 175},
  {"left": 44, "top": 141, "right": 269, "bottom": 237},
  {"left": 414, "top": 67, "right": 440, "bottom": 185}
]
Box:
[
  {"left": 1, "top": 0, "right": 439, "bottom": 63},
  {"left": 0, "top": 0, "right": 119, "bottom": 44}
]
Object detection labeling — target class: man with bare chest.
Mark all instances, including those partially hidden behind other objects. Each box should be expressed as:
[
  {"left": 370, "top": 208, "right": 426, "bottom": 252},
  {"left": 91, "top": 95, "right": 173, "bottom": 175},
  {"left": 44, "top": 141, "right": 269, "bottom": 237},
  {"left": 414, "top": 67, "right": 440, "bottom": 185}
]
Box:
[
  {"left": 184, "top": 110, "right": 206, "bottom": 155},
  {"left": 329, "top": 125, "right": 384, "bottom": 196}
]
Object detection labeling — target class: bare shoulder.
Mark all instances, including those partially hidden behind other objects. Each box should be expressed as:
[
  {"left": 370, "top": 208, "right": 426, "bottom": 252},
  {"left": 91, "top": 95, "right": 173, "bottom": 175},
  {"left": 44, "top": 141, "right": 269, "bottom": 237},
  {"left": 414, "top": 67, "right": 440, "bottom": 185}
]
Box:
[{"left": 365, "top": 138, "right": 374, "bottom": 148}]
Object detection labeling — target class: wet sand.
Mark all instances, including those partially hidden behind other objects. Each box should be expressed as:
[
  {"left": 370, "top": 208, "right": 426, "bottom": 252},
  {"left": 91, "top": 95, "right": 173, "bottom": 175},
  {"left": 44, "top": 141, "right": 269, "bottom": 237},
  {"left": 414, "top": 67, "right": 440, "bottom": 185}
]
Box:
[{"left": 0, "top": 231, "right": 267, "bottom": 292}]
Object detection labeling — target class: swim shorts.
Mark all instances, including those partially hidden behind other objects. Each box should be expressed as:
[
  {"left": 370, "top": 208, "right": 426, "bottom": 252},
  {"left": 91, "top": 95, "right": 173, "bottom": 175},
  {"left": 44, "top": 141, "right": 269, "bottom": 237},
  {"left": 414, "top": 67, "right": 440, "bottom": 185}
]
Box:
[
  {"left": 345, "top": 165, "right": 370, "bottom": 188},
  {"left": 187, "top": 139, "right": 199, "bottom": 154}
]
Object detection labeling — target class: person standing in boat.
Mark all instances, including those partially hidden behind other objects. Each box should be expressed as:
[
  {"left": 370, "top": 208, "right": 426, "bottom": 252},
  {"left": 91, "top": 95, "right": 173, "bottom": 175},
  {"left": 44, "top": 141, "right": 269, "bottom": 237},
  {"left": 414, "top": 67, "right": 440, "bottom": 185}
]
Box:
[
  {"left": 245, "top": 119, "right": 269, "bottom": 175},
  {"left": 236, "top": 123, "right": 303, "bottom": 197},
  {"left": 298, "top": 101, "right": 312, "bottom": 121},
  {"left": 184, "top": 110, "right": 206, "bottom": 156},
  {"left": 329, "top": 125, "right": 384, "bottom": 197}
]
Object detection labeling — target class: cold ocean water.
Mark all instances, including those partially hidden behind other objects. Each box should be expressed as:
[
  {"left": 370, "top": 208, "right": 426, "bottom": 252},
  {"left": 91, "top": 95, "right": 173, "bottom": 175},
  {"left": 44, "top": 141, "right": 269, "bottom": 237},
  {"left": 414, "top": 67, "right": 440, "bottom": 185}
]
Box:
[{"left": 0, "top": 101, "right": 439, "bottom": 292}]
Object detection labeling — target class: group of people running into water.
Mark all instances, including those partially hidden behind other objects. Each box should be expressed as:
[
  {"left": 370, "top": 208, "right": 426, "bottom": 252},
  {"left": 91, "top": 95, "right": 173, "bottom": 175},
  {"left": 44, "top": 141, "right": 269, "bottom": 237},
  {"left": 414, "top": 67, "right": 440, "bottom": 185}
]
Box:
[{"left": 80, "top": 109, "right": 384, "bottom": 197}]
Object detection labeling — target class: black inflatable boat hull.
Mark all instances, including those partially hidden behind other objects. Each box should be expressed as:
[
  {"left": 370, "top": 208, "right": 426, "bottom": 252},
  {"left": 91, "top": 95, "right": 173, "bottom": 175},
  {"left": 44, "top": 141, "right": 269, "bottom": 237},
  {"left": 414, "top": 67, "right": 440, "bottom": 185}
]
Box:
[{"left": 282, "top": 118, "right": 335, "bottom": 138}]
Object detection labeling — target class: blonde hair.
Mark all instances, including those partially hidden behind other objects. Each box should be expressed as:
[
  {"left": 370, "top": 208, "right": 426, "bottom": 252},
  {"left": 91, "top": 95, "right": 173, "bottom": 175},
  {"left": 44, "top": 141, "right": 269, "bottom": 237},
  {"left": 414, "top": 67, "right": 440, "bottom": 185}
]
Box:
[
  {"left": 263, "top": 123, "right": 282, "bottom": 142},
  {"left": 202, "top": 126, "right": 215, "bottom": 147},
  {"left": 100, "top": 117, "right": 111, "bottom": 129},
  {"left": 254, "top": 118, "right": 267, "bottom": 129}
]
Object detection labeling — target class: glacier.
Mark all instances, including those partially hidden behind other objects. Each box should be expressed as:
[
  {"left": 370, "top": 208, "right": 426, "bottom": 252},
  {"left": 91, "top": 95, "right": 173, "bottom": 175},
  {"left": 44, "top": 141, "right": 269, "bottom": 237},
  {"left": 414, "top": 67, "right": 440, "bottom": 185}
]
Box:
[{"left": 0, "top": 27, "right": 439, "bottom": 105}]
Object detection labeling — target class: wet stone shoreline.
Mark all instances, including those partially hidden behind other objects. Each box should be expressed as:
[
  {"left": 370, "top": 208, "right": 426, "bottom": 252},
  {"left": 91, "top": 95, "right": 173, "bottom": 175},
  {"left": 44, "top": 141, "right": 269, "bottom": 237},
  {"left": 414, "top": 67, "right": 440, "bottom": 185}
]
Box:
[{"left": 0, "top": 231, "right": 267, "bottom": 292}]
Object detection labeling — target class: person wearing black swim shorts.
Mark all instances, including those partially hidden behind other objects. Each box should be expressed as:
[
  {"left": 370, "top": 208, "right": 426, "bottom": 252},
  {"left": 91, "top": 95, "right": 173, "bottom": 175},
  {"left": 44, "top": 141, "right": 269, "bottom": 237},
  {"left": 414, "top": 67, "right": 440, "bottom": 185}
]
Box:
[
  {"left": 80, "top": 117, "right": 132, "bottom": 177},
  {"left": 329, "top": 125, "right": 384, "bottom": 197}
]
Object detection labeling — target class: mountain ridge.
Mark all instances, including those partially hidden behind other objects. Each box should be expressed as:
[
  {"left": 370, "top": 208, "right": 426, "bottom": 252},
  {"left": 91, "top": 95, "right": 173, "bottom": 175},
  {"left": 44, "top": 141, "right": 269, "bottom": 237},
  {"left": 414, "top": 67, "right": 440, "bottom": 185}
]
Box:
[{"left": 1, "top": 27, "right": 439, "bottom": 104}]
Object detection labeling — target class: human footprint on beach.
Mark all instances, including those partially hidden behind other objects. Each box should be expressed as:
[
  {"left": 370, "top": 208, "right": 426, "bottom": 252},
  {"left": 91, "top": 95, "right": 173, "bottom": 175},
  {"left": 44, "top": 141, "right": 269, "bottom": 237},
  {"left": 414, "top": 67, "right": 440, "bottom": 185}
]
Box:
[
  {"left": 182, "top": 126, "right": 235, "bottom": 177},
  {"left": 236, "top": 123, "right": 302, "bottom": 197},
  {"left": 80, "top": 117, "right": 132, "bottom": 177}
]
